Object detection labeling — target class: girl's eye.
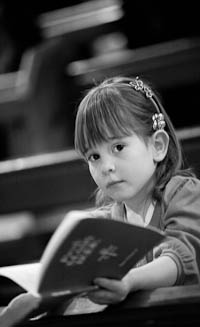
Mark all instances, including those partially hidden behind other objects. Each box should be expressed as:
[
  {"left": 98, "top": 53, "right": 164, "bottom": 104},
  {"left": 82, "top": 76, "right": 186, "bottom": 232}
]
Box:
[
  {"left": 87, "top": 153, "right": 100, "bottom": 162},
  {"left": 113, "top": 144, "right": 124, "bottom": 152}
]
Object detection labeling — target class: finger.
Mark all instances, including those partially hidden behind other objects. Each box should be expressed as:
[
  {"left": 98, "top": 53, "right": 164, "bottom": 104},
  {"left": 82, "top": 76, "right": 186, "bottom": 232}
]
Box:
[
  {"left": 88, "top": 289, "right": 118, "bottom": 304},
  {"left": 94, "top": 277, "right": 122, "bottom": 292}
]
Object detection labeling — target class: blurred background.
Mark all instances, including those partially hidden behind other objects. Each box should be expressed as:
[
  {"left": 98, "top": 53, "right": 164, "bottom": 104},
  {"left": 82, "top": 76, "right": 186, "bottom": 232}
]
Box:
[
  {"left": 0, "top": 0, "right": 200, "bottom": 160},
  {"left": 0, "top": 0, "right": 200, "bottom": 291}
]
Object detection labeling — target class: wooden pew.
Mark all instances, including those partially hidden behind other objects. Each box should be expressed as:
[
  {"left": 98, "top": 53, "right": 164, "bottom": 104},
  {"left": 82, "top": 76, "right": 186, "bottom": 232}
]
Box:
[
  {"left": 0, "top": 35, "right": 80, "bottom": 157},
  {"left": 5, "top": 284, "right": 200, "bottom": 326},
  {"left": 67, "top": 37, "right": 200, "bottom": 89},
  {"left": 67, "top": 37, "right": 200, "bottom": 131},
  {"left": 0, "top": 0, "right": 123, "bottom": 160},
  {"left": 0, "top": 149, "right": 95, "bottom": 215}
]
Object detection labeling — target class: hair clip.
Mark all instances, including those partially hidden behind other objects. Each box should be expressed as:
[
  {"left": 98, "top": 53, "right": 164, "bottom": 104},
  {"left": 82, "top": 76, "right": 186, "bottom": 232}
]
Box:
[
  {"left": 152, "top": 113, "right": 166, "bottom": 131},
  {"left": 129, "top": 76, "right": 153, "bottom": 98},
  {"left": 129, "top": 77, "right": 166, "bottom": 130}
]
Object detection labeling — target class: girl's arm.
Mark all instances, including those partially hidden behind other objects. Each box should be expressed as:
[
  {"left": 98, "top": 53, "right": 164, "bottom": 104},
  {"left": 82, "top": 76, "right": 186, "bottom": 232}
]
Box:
[
  {"left": 88, "top": 255, "right": 178, "bottom": 305},
  {"left": 124, "top": 255, "right": 178, "bottom": 291}
]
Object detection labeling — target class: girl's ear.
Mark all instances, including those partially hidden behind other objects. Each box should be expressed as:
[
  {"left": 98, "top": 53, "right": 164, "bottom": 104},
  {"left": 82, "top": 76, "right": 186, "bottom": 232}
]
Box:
[{"left": 151, "top": 130, "right": 169, "bottom": 162}]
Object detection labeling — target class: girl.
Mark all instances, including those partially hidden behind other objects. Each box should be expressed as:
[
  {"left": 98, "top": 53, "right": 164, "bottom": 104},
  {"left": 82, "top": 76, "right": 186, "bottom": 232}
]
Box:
[
  {"left": 1, "top": 76, "right": 200, "bottom": 325},
  {"left": 74, "top": 75, "right": 200, "bottom": 305}
]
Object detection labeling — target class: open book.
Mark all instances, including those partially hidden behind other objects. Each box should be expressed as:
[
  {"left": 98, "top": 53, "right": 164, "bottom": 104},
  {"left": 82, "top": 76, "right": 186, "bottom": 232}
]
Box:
[{"left": 0, "top": 212, "right": 164, "bottom": 311}]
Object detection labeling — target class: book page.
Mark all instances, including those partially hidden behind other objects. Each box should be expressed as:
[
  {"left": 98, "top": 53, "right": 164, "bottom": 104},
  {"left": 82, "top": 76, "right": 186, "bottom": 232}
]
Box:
[
  {"left": 0, "top": 263, "right": 40, "bottom": 295},
  {"left": 64, "top": 297, "right": 107, "bottom": 315}
]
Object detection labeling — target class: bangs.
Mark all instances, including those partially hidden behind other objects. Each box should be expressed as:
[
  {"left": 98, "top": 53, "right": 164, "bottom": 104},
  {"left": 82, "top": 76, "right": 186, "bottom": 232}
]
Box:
[{"left": 75, "top": 87, "right": 138, "bottom": 156}]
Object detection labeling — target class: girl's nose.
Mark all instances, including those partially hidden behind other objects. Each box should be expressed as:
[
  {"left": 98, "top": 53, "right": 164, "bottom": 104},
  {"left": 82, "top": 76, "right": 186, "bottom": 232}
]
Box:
[{"left": 101, "top": 158, "right": 116, "bottom": 175}]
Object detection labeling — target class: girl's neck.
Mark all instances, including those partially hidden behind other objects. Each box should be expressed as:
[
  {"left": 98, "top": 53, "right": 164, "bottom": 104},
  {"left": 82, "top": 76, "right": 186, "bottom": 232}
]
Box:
[
  {"left": 124, "top": 176, "right": 155, "bottom": 219},
  {"left": 124, "top": 196, "right": 152, "bottom": 221}
]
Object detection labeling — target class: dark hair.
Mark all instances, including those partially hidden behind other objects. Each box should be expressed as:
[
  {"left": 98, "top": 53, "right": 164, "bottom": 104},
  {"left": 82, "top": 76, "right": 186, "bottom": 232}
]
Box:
[{"left": 75, "top": 76, "right": 193, "bottom": 204}]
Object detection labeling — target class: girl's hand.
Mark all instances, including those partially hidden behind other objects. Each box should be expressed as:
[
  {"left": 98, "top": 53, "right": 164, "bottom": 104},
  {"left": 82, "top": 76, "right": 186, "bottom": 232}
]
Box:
[
  {"left": 0, "top": 293, "right": 41, "bottom": 327},
  {"left": 87, "top": 256, "right": 178, "bottom": 306},
  {"left": 87, "top": 277, "right": 130, "bottom": 305}
]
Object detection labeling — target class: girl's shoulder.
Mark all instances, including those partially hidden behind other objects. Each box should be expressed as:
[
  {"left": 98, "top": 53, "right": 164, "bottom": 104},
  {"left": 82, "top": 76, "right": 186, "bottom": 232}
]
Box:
[{"left": 164, "top": 175, "right": 200, "bottom": 203}]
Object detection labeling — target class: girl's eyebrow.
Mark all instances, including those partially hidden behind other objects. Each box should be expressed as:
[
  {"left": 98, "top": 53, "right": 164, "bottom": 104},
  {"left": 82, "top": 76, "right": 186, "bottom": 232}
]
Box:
[
  {"left": 107, "top": 136, "right": 123, "bottom": 141},
  {"left": 108, "top": 136, "right": 127, "bottom": 143}
]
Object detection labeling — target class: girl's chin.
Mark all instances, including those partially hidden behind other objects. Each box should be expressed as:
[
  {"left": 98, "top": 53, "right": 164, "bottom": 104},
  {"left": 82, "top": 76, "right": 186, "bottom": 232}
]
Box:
[
  {"left": 104, "top": 185, "right": 135, "bottom": 202},
  {"left": 107, "top": 192, "right": 131, "bottom": 203}
]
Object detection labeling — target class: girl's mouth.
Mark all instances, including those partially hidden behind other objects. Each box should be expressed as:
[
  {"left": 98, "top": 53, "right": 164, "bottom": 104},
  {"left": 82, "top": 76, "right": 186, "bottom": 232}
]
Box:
[{"left": 106, "top": 180, "right": 124, "bottom": 188}]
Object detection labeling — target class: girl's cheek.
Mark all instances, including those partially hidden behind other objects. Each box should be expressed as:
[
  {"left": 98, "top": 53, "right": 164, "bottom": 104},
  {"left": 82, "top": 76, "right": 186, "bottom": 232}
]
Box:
[
  {"left": 88, "top": 164, "right": 94, "bottom": 175},
  {"left": 89, "top": 166, "right": 98, "bottom": 181},
  {"left": 90, "top": 170, "right": 102, "bottom": 188}
]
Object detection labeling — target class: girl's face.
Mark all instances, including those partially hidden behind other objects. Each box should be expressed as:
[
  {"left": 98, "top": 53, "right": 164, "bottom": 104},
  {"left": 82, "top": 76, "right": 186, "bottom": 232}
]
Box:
[{"left": 85, "top": 133, "right": 157, "bottom": 211}]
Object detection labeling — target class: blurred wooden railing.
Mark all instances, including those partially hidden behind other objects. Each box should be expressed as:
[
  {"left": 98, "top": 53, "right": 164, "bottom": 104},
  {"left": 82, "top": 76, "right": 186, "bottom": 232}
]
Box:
[{"left": 38, "top": 0, "right": 123, "bottom": 39}]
